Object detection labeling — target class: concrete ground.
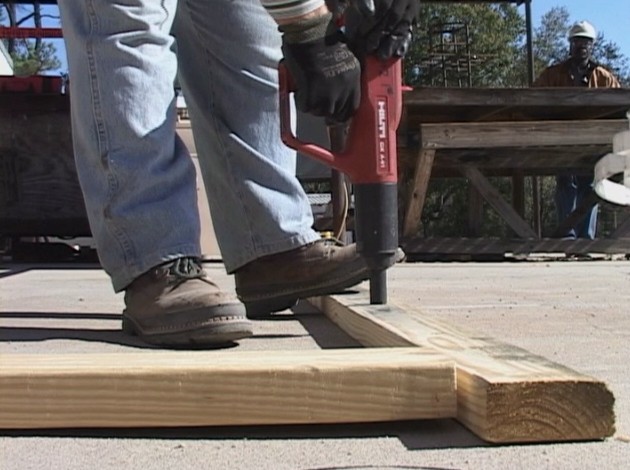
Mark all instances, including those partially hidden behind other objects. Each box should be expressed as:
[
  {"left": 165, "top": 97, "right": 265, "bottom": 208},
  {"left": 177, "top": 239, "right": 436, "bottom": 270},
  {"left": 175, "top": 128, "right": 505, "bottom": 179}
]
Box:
[{"left": 1, "top": 260, "right": 629, "bottom": 469}]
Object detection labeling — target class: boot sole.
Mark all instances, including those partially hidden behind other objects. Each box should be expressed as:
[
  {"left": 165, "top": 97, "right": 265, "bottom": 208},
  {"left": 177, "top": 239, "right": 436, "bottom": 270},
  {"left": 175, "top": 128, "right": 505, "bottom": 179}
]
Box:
[
  {"left": 242, "top": 268, "right": 368, "bottom": 318},
  {"left": 122, "top": 309, "right": 253, "bottom": 348}
]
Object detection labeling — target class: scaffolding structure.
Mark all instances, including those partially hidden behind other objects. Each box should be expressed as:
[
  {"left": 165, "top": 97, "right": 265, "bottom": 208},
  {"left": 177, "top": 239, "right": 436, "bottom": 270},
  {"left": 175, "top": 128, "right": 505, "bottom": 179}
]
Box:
[{"left": 425, "top": 21, "right": 474, "bottom": 88}]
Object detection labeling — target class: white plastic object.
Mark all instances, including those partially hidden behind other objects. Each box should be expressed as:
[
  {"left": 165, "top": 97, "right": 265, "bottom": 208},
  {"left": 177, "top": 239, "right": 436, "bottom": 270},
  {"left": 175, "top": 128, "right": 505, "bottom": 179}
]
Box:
[{"left": 594, "top": 117, "right": 630, "bottom": 206}]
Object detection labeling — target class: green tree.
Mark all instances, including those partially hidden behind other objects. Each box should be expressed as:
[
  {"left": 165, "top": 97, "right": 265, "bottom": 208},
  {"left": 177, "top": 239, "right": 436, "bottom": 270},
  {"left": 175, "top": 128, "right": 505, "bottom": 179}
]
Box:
[
  {"left": 10, "top": 41, "right": 59, "bottom": 75},
  {"left": 405, "top": 3, "right": 526, "bottom": 88},
  {"left": 532, "top": 6, "right": 571, "bottom": 68},
  {"left": 1, "top": 3, "right": 61, "bottom": 75}
]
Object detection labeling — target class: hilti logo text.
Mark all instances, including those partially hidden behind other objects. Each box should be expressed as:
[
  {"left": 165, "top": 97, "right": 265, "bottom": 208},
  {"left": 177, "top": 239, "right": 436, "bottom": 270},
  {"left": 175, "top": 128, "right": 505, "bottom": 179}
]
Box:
[{"left": 377, "top": 99, "right": 388, "bottom": 171}]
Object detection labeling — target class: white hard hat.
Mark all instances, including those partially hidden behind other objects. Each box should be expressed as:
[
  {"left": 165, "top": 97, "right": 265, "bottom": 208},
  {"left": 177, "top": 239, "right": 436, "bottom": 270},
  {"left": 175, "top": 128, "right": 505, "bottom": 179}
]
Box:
[{"left": 568, "top": 21, "right": 597, "bottom": 40}]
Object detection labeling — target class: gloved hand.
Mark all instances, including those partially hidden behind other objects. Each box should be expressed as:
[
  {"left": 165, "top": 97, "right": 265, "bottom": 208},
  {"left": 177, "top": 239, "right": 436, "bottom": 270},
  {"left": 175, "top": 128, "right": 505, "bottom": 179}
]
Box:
[
  {"left": 280, "top": 12, "right": 361, "bottom": 123},
  {"left": 344, "top": 0, "right": 420, "bottom": 59}
]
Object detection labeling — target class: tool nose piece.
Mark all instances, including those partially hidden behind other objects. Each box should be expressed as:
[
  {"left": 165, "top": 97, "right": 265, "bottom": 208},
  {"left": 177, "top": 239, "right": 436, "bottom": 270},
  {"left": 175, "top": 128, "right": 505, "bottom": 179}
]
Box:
[{"left": 369, "top": 270, "right": 387, "bottom": 304}]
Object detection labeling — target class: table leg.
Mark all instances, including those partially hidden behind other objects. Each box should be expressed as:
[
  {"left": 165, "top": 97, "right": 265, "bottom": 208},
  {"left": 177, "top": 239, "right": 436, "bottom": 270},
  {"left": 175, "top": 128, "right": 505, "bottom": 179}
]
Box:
[{"left": 403, "top": 148, "right": 436, "bottom": 238}]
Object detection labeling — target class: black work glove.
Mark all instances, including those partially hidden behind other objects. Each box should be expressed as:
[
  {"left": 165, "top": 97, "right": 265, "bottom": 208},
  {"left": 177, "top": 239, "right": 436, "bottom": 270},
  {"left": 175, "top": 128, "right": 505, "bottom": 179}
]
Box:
[
  {"left": 280, "top": 12, "right": 361, "bottom": 123},
  {"left": 345, "top": 0, "right": 419, "bottom": 59}
]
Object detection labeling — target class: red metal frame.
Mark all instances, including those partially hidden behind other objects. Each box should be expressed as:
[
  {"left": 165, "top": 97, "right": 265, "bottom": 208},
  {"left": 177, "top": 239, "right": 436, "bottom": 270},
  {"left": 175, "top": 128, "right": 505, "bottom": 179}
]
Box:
[
  {"left": 0, "top": 26, "right": 62, "bottom": 38},
  {"left": 0, "top": 75, "right": 63, "bottom": 93}
]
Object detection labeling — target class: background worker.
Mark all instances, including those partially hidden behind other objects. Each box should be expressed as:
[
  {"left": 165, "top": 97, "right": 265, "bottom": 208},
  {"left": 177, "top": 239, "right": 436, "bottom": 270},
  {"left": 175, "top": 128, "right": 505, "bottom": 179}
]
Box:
[
  {"left": 534, "top": 20, "right": 621, "bottom": 239},
  {"left": 57, "top": 0, "right": 418, "bottom": 348}
]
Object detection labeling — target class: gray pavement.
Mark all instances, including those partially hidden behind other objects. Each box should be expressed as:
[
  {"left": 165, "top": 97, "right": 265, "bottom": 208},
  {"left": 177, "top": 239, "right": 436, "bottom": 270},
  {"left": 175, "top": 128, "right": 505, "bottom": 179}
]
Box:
[{"left": 1, "top": 260, "right": 630, "bottom": 469}]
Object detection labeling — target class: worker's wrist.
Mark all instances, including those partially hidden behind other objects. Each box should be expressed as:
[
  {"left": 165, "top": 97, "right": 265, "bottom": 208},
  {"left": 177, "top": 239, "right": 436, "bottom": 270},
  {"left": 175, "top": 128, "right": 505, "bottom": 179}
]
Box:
[
  {"left": 279, "top": 11, "right": 334, "bottom": 44},
  {"left": 276, "top": 4, "right": 330, "bottom": 25}
]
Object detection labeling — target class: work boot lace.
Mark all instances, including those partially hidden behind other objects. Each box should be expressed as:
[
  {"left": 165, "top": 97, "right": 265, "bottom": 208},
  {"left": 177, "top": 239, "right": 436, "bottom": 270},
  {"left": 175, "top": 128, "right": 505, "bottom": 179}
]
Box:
[
  {"left": 322, "top": 236, "right": 344, "bottom": 245},
  {"left": 167, "top": 257, "right": 212, "bottom": 289},
  {"left": 319, "top": 236, "right": 346, "bottom": 256}
]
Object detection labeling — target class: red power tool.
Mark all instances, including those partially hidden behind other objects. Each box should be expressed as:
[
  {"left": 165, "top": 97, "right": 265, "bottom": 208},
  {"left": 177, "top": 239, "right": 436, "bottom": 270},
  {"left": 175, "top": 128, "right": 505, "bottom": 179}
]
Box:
[{"left": 279, "top": 55, "right": 403, "bottom": 304}]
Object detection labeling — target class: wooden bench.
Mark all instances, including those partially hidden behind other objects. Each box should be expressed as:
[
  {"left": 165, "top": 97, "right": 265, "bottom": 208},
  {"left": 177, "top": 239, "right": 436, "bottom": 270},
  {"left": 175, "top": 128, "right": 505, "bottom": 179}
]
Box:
[{"left": 398, "top": 87, "right": 630, "bottom": 258}]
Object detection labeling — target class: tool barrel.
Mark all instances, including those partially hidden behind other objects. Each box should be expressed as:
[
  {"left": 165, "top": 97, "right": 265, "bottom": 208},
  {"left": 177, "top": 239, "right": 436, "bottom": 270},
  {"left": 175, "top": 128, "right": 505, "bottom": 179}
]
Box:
[
  {"left": 354, "top": 183, "right": 398, "bottom": 304},
  {"left": 369, "top": 270, "right": 388, "bottom": 304}
]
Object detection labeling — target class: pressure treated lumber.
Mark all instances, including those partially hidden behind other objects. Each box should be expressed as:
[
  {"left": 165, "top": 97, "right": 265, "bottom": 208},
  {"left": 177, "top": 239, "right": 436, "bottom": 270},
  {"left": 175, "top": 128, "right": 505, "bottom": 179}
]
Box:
[
  {"left": 309, "top": 293, "right": 616, "bottom": 443},
  {"left": 0, "top": 348, "right": 456, "bottom": 430}
]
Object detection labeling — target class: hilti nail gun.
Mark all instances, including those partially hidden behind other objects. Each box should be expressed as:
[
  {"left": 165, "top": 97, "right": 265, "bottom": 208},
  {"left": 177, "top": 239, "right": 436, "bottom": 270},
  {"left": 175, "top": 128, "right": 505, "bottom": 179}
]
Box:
[{"left": 279, "top": 51, "right": 403, "bottom": 304}]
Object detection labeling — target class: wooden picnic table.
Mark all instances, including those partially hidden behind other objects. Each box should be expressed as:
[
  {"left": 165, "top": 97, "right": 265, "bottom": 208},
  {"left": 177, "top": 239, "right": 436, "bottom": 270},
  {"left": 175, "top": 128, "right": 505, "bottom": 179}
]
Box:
[{"left": 398, "top": 86, "right": 630, "bottom": 258}]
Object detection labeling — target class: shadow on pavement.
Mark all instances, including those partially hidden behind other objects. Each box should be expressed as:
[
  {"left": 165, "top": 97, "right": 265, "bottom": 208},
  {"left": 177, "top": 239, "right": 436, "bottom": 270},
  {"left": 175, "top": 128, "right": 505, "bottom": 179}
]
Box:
[
  {"left": 0, "top": 311, "right": 121, "bottom": 321},
  {"left": 0, "top": 262, "right": 102, "bottom": 280},
  {"left": 0, "top": 325, "right": 158, "bottom": 349},
  {"left": 0, "top": 419, "right": 487, "bottom": 451},
  {"left": 291, "top": 300, "right": 363, "bottom": 349}
]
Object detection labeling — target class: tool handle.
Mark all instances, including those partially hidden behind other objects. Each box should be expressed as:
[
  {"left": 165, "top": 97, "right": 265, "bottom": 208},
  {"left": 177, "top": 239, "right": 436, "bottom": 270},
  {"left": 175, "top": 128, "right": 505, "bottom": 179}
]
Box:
[{"left": 278, "top": 63, "right": 336, "bottom": 167}]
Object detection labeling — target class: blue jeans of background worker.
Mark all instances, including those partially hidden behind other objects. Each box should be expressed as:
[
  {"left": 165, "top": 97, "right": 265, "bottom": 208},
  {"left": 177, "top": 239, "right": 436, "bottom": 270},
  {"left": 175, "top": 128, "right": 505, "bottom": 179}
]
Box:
[
  {"left": 555, "top": 174, "right": 598, "bottom": 239},
  {"left": 58, "top": 0, "right": 321, "bottom": 292}
]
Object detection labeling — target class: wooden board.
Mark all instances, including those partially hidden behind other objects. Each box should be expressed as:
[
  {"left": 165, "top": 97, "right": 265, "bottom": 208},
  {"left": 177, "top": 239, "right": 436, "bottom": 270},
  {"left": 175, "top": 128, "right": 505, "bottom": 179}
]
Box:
[
  {"left": 404, "top": 87, "right": 630, "bottom": 125},
  {"left": 0, "top": 348, "right": 456, "bottom": 429},
  {"left": 309, "top": 293, "right": 616, "bottom": 443},
  {"left": 418, "top": 120, "right": 628, "bottom": 149},
  {"left": 402, "top": 148, "right": 435, "bottom": 238},
  {"left": 397, "top": 144, "right": 613, "bottom": 176},
  {"left": 459, "top": 165, "right": 537, "bottom": 239}
]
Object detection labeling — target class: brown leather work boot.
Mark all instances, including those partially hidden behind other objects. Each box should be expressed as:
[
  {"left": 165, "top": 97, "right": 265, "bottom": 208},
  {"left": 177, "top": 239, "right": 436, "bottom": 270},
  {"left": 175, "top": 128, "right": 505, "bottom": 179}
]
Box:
[
  {"left": 123, "top": 257, "right": 253, "bottom": 347},
  {"left": 235, "top": 239, "right": 403, "bottom": 318}
]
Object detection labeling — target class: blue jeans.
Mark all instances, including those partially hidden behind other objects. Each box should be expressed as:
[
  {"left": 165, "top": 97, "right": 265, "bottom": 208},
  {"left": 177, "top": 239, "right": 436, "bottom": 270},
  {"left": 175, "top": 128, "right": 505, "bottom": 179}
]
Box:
[
  {"left": 58, "top": 0, "right": 319, "bottom": 291},
  {"left": 555, "top": 174, "right": 598, "bottom": 239}
]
